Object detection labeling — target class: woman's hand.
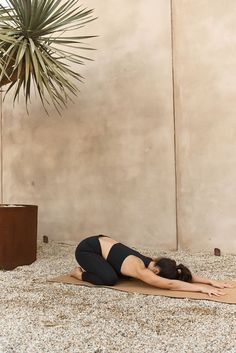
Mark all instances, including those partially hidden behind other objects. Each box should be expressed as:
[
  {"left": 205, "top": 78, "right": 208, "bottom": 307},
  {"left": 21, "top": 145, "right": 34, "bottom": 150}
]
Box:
[
  {"left": 210, "top": 280, "right": 234, "bottom": 289},
  {"left": 199, "top": 286, "right": 226, "bottom": 297}
]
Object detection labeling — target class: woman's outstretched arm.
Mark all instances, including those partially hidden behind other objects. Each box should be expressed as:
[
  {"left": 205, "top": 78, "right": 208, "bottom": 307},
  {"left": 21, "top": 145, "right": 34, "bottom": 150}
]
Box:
[
  {"left": 135, "top": 268, "right": 226, "bottom": 296},
  {"left": 191, "top": 274, "right": 234, "bottom": 288},
  {"left": 191, "top": 274, "right": 212, "bottom": 285}
]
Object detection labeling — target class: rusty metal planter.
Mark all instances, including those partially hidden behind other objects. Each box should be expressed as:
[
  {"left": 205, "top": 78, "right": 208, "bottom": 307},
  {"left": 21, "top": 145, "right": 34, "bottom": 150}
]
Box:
[{"left": 0, "top": 204, "right": 38, "bottom": 270}]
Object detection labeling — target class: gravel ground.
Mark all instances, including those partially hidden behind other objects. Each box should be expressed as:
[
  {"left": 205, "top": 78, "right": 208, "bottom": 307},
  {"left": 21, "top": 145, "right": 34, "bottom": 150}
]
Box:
[{"left": 0, "top": 241, "right": 236, "bottom": 353}]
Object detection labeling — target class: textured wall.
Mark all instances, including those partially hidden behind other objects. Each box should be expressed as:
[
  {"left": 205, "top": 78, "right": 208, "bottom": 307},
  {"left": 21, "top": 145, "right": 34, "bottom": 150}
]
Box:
[
  {"left": 1, "top": 1, "right": 176, "bottom": 249},
  {"left": 3, "top": 1, "right": 235, "bottom": 254},
  {"left": 173, "top": 0, "right": 236, "bottom": 253}
]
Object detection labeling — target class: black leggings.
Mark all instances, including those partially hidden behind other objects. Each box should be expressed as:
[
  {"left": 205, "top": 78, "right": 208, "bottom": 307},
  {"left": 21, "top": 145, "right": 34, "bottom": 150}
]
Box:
[{"left": 75, "top": 235, "right": 119, "bottom": 286}]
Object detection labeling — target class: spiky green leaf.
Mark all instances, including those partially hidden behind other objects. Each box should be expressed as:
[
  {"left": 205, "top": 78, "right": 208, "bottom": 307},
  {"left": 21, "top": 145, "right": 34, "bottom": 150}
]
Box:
[{"left": 0, "top": 0, "right": 96, "bottom": 112}]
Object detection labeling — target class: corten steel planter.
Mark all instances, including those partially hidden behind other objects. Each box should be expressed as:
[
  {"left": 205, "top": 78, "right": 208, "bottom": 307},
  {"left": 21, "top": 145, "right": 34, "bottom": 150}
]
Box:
[{"left": 0, "top": 204, "right": 38, "bottom": 270}]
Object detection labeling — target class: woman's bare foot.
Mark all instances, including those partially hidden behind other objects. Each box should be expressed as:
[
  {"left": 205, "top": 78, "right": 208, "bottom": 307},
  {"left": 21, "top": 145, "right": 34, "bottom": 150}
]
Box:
[{"left": 70, "top": 267, "right": 83, "bottom": 280}]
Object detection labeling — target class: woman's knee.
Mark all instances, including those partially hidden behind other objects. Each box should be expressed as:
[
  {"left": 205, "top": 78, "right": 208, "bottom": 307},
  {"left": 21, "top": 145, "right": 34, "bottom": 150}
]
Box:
[{"left": 103, "top": 272, "right": 118, "bottom": 286}]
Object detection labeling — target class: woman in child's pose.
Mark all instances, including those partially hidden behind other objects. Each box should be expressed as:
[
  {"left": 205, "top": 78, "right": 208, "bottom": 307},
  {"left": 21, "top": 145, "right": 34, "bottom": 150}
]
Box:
[{"left": 71, "top": 235, "right": 233, "bottom": 296}]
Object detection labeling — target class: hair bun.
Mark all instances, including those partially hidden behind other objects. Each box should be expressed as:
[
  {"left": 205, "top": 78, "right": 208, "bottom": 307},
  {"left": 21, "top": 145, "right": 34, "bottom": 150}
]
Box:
[{"left": 176, "top": 263, "right": 192, "bottom": 282}]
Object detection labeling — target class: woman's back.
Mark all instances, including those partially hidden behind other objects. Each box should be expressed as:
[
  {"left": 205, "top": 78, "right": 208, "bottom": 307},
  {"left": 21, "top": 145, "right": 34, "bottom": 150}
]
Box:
[
  {"left": 98, "top": 235, "right": 152, "bottom": 276},
  {"left": 98, "top": 235, "right": 118, "bottom": 260}
]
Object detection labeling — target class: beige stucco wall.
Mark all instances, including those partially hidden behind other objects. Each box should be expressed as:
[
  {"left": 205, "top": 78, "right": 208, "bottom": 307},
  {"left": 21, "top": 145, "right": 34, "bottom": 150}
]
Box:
[
  {"left": 173, "top": 0, "right": 236, "bottom": 253},
  {"left": 2, "top": 1, "right": 235, "bottom": 254},
  {"left": 1, "top": 1, "right": 176, "bottom": 250}
]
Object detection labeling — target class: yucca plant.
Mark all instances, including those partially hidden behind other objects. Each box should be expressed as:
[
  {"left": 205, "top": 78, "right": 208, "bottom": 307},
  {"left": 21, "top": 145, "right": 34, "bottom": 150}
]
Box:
[{"left": 0, "top": 0, "right": 96, "bottom": 112}]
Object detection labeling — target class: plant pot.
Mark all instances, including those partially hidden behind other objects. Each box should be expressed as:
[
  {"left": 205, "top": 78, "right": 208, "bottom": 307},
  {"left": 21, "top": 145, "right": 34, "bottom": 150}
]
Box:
[{"left": 0, "top": 204, "right": 38, "bottom": 270}]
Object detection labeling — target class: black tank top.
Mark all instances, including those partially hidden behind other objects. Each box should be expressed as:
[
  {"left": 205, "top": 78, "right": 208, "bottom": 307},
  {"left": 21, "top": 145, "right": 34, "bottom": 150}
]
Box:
[{"left": 106, "top": 242, "right": 152, "bottom": 275}]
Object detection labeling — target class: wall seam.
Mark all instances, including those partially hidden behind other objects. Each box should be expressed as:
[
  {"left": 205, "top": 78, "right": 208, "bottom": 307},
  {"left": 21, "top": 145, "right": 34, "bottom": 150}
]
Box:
[{"left": 170, "top": 0, "right": 179, "bottom": 250}]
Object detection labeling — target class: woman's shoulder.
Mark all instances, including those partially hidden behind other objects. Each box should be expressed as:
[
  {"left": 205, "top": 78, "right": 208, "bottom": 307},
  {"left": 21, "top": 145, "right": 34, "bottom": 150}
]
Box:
[{"left": 120, "top": 255, "right": 147, "bottom": 276}]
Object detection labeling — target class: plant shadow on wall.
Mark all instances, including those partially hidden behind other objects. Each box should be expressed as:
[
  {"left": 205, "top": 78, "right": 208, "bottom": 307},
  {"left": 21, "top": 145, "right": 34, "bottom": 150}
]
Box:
[{"left": 0, "top": 0, "right": 97, "bottom": 113}]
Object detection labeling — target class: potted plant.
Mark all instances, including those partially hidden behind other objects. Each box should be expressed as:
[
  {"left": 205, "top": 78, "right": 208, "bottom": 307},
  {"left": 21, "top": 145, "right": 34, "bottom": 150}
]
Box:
[{"left": 0, "top": 0, "right": 96, "bottom": 269}]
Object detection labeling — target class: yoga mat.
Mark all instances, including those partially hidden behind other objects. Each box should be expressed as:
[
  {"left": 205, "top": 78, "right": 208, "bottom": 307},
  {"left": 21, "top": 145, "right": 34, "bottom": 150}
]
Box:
[{"left": 48, "top": 274, "right": 236, "bottom": 304}]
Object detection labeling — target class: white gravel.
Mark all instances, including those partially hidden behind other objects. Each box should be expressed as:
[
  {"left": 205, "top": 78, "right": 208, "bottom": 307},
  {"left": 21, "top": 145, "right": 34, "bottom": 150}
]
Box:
[{"left": 0, "top": 241, "right": 236, "bottom": 353}]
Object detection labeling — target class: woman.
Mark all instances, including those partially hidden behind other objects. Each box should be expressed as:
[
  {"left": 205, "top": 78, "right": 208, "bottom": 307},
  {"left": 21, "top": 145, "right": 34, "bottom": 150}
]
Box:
[{"left": 70, "top": 235, "right": 233, "bottom": 296}]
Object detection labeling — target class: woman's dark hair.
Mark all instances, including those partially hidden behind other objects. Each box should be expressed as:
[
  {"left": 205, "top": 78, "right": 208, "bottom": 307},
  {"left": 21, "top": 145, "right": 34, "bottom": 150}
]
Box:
[{"left": 155, "top": 257, "right": 192, "bottom": 282}]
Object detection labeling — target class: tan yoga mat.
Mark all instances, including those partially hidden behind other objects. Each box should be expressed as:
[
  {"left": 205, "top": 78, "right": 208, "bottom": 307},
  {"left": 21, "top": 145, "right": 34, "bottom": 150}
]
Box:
[{"left": 48, "top": 274, "right": 236, "bottom": 304}]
